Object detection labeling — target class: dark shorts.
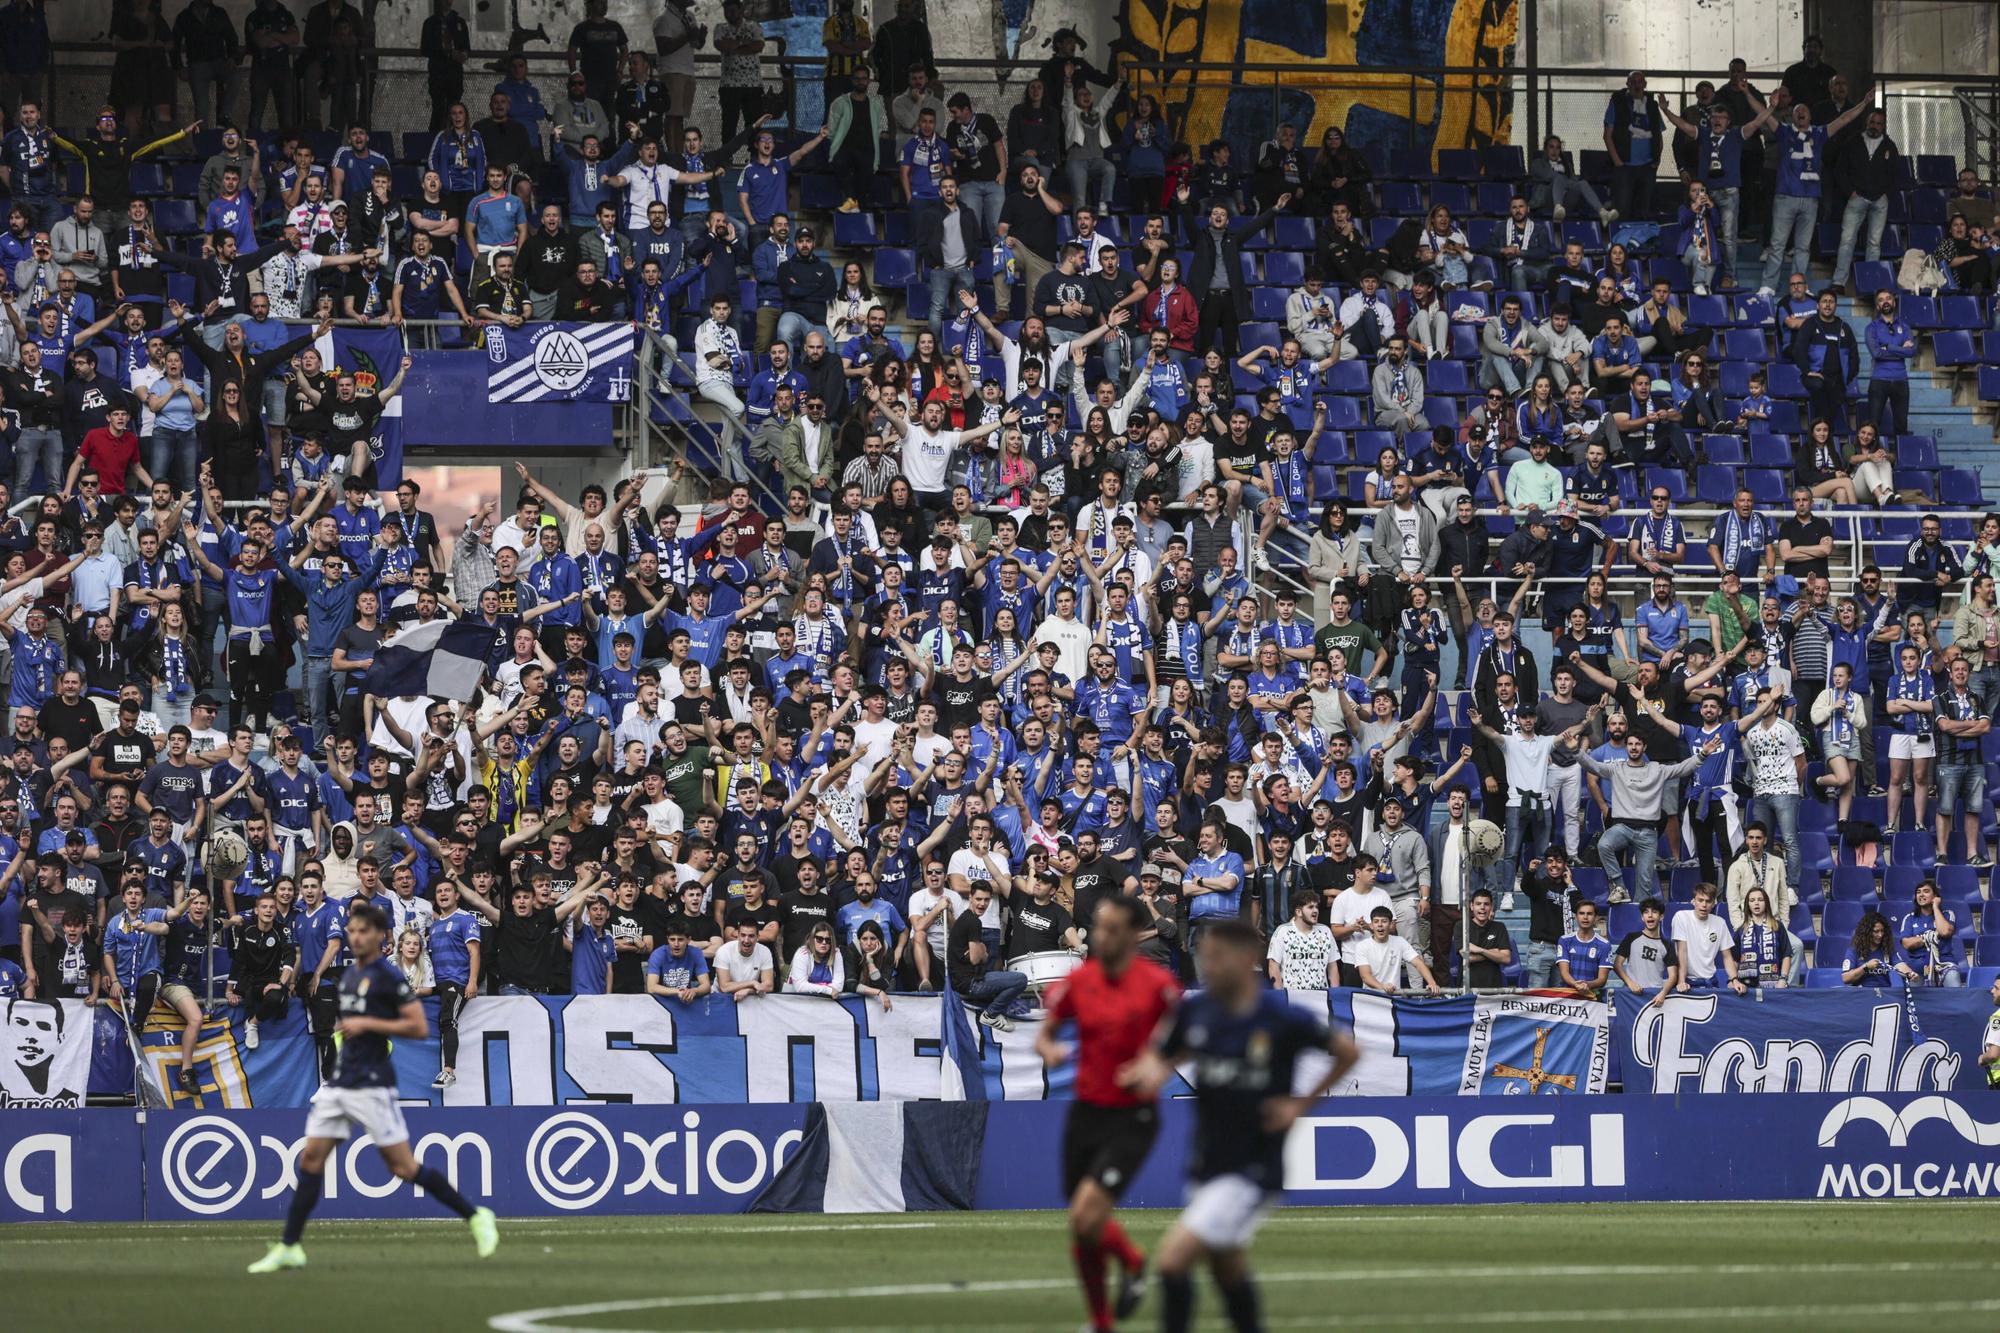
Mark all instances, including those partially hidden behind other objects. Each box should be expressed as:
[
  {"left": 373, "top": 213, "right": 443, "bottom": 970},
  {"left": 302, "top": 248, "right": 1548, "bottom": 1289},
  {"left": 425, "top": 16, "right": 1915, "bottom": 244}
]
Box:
[{"left": 1062, "top": 1100, "right": 1160, "bottom": 1200}]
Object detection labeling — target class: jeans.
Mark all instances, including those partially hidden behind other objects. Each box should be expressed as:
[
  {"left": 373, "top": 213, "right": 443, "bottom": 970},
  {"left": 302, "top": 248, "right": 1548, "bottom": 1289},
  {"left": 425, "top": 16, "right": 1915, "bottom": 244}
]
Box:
[
  {"left": 959, "top": 180, "right": 1004, "bottom": 239},
  {"left": 185, "top": 60, "right": 238, "bottom": 128},
  {"left": 695, "top": 380, "right": 750, "bottom": 482},
  {"left": 1595, "top": 821, "right": 1658, "bottom": 903},
  {"left": 1830, "top": 193, "right": 1889, "bottom": 287},
  {"left": 1520, "top": 939, "right": 1556, "bottom": 987},
  {"left": 247, "top": 62, "right": 292, "bottom": 132},
  {"left": 302, "top": 654, "right": 334, "bottom": 744},
  {"left": 1534, "top": 172, "right": 1604, "bottom": 218},
  {"left": 1971, "top": 665, "right": 2000, "bottom": 723},
  {"left": 149, "top": 425, "right": 200, "bottom": 497},
  {"left": 774, "top": 312, "right": 828, "bottom": 354},
  {"left": 963, "top": 968, "right": 1028, "bottom": 1016},
  {"left": 926, "top": 262, "right": 975, "bottom": 334},
  {"left": 1502, "top": 801, "right": 1553, "bottom": 896},
  {"left": 1066, "top": 156, "right": 1116, "bottom": 208},
  {"left": 1761, "top": 194, "right": 1818, "bottom": 291},
  {"left": 154, "top": 694, "right": 192, "bottom": 732},
  {"left": 1683, "top": 242, "right": 1716, "bottom": 293},
  {"left": 12, "top": 426, "right": 61, "bottom": 497},
  {"left": 1749, "top": 791, "right": 1802, "bottom": 893}
]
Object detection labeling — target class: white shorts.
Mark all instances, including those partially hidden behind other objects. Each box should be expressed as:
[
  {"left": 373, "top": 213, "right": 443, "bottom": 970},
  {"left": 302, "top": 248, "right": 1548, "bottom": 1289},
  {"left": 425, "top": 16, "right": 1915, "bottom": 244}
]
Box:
[
  {"left": 303, "top": 1085, "right": 409, "bottom": 1147},
  {"left": 1888, "top": 733, "right": 1935, "bottom": 761},
  {"left": 1179, "top": 1172, "right": 1277, "bottom": 1250}
]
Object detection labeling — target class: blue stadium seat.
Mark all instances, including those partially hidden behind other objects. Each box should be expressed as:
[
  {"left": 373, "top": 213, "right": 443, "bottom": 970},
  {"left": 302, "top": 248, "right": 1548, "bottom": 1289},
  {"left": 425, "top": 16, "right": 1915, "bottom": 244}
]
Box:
[
  {"left": 1480, "top": 146, "right": 1527, "bottom": 180},
  {"left": 1722, "top": 329, "right": 1769, "bottom": 360},
  {"left": 1436, "top": 149, "right": 1481, "bottom": 181},
  {"left": 1933, "top": 330, "right": 1978, "bottom": 366},
  {"left": 1702, "top": 435, "right": 1745, "bottom": 465},
  {"left": 872, "top": 247, "right": 915, "bottom": 287},
  {"left": 1561, "top": 222, "right": 1603, "bottom": 250},
  {"left": 1645, "top": 468, "right": 1688, "bottom": 503},
  {"left": 1423, "top": 397, "right": 1459, "bottom": 429},
  {"left": 1250, "top": 287, "right": 1288, "bottom": 321},
  {"left": 1798, "top": 832, "right": 1835, "bottom": 873},
  {"left": 1324, "top": 360, "right": 1369, "bottom": 394},
  {"left": 1355, "top": 430, "right": 1398, "bottom": 462},
  {"left": 1900, "top": 295, "right": 1939, "bottom": 327},
  {"left": 1942, "top": 295, "right": 1984, "bottom": 328},
  {"left": 1238, "top": 321, "right": 1280, "bottom": 351},
  {"left": 1474, "top": 182, "right": 1514, "bottom": 216},
  {"left": 1389, "top": 148, "right": 1435, "bottom": 180},
  {"left": 832, "top": 212, "right": 878, "bottom": 246},
  {"left": 1897, "top": 436, "right": 1939, "bottom": 469},
  {"left": 1319, "top": 397, "right": 1365, "bottom": 431},
  {"left": 1425, "top": 360, "right": 1471, "bottom": 395},
  {"left": 1914, "top": 155, "right": 1957, "bottom": 187},
  {"left": 1263, "top": 252, "right": 1305, "bottom": 287},
  {"left": 1804, "top": 967, "right": 1847, "bottom": 988},
  {"left": 1941, "top": 468, "right": 1981, "bottom": 498},
  {"left": 154, "top": 199, "right": 199, "bottom": 234},
  {"left": 1747, "top": 433, "right": 1791, "bottom": 466},
  {"left": 1449, "top": 324, "right": 1480, "bottom": 359},
  {"left": 1891, "top": 832, "right": 1937, "bottom": 869},
  {"left": 1852, "top": 261, "right": 1894, "bottom": 295},
  {"left": 1973, "top": 367, "right": 2000, "bottom": 401},
  {"left": 1311, "top": 430, "right": 1351, "bottom": 463},
  {"left": 1694, "top": 464, "right": 1739, "bottom": 505},
  {"left": 1379, "top": 182, "right": 1423, "bottom": 215},
  {"left": 1829, "top": 866, "right": 1879, "bottom": 901},
  {"left": 1789, "top": 903, "right": 1818, "bottom": 945}
]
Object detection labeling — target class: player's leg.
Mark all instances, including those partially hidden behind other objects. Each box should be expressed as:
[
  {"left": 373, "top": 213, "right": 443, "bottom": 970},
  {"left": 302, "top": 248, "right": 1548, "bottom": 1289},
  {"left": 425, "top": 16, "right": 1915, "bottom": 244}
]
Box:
[
  {"left": 375, "top": 1136, "right": 497, "bottom": 1257},
  {"left": 1154, "top": 1222, "right": 1208, "bottom": 1333},
  {"left": 1067, "top": 1177, "right": 1118, "bottom": 1332},
  {"left": 250, "top": 1130, "right": 338, "bottom": 1270},
  {"left": 1176, "top": 1175, "right": 1274, "bottom": 1333},
  {"left": 1208, "top": 1248, "right": 1262, "bottom": 1333},
  {"left": 434, "top": 980, "right": 464, "bottom": 1087},
  {"left": 1065, "top": 1104, "right": 1158, "bottom": 1329}
]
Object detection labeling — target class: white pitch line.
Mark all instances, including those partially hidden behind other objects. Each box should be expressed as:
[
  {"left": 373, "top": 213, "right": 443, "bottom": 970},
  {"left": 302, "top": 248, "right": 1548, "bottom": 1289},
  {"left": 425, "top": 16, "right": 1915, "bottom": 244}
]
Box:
[
  {"left": 486, "top": 1261, "right": 1995, "bottom": 1333},
  {"left": 0, "top": 1220, "right": 944, "bottom": 1247}
]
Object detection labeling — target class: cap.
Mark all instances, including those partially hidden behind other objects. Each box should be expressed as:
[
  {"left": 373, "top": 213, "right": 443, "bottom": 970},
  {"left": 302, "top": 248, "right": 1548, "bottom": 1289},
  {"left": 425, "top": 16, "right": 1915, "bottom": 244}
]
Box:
[
  {"left": 192, "top": 693, "right": 222, "bottom": 709},
  {"left": 1651, "top": 377, "right": 1673, "bottom": 395},
  {"left": 65, "top": 829, "right": 87, "bottom": 844},
  {"left": 330, "top": 200, "right": 348, "bottom": 212},
  {"left": 1139, "top": 863, "right": 1164, "bottom": 880},
  {"left": 1554, "top": 499, "right": 1578, "bottom": 518}
]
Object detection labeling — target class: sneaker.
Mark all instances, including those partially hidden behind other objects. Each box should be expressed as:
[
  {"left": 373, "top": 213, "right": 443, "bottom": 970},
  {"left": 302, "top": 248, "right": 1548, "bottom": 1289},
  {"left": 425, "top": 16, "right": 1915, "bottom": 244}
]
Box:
[
  {"left": 1693, "top": 283, "right": 1709, "bottom": 297},
  {"left": 178, "top": 1067, "right": 200, "bottom": 1095},
  {"left": 1719, "top": 276, "right": 1737, "bottom": 290},
  {"left": 432, "top": 1068, "right": 456, "bottom": 1090},
  {"left": 1552, "top": 204, "right": 1566, "bottom": 222},
  {"left": 469, "top": 1206, "right": 499, "bottom": 1259},
  {"left": 1607, "top": 888, "right": 1631, "bottom": 905},
  {"left": 1599, "top": 207, "right": 1618, "bottom": 227},
  {"left": 837, "top": 197, "right": 860, "bottom": 213},
  {"left": 1500, "top": 892, "right": 1515, "bottom": 913},
  {"left": 245, "top": 1019, "right": 260, "bottom": 1050},
  {"left": 1115, "top": 1257, "right": 1148, "bottom": 1319},
  {"left": 247, "top": 1243, "right": 306, "bottom": 1274},
  {"left": 1867, "top": 785, "right": 1888, "bottom": 797},
  {"left": 1251, "top": 544, "right": 1270, "bottom": 572},
  {"left": 1971, "top": 856, "right": 1996, "bottom": 869},
  {"left": 1756, "top": 285, "right": 1776, "bottom": 298},
  {"left": 978, "top": 1011, "right": 1015, "bottom": 1032}
]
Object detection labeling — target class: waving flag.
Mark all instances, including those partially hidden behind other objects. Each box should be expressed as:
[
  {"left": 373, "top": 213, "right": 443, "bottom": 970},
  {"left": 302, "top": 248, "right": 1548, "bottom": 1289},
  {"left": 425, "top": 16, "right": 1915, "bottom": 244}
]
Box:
[
  {"left": 311, "top": 325, "right": 408, "bottom": 488},
  {"left": 485, "top": 322, "right": 636, "bottom": 403},
  {"left": 750, "top": 1102, "right": 987, "bottom": 1213},
  {"left": 365, "top": 617, "right": 495, "bottom": 700}
]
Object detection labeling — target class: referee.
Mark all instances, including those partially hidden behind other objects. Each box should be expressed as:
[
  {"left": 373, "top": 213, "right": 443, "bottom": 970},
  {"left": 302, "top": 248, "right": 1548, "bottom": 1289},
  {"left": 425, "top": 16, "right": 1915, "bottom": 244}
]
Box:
[{"left": 1036, "top": 897, "right": 1183, "bottom": 1333}]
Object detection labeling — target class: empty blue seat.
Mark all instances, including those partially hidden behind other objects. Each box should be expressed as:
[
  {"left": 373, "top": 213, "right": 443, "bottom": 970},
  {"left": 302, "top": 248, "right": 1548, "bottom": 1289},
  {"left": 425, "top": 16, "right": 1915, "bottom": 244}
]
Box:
[
  {"left": 1425, "top": 360, "right": 1471, "bottom": 395},
  {"left": 1897, "top": 436, "right": 1939, "bottom": 469},
  {"left": 1914, "top": 155, "right": 1957, "bottom": 187},
  {"left": 1934, "top": 330, "right": 1978, "bottom": 366},
  {"left": 1645, "top": 468, "right": 1688, "bottom": 502},
  {"left": 1249, "top": 287, "right": 1287, "bottom": 320},
  {"left": 1423, "top": 397, "right": 1459, "bottom": 429},
  {"left": 1890, "top": 832, "right": 1936, "bottom": 869},
  {"left": 1379, "top": 182, "right": 1423, "bottom": 215},
  {"left": 1263, "top": 252, "right": 1305, "bottom": 287},
  {"left": 1480, "top": 146, "right": 1527, "bottom": 180},
  {"left": 1722, "top": 329, "right": 1770, "bottom": 360},
  {"left": 1324, "top": 360, "right": 1369, "bottom": 394},
  {"left": 1941, "top": 295, "right": 1983, "bottom": 328},
  {"left": 1829, "top": 865, "right": 1879, "bottom": 901},
  {"left": 1436, "top": 148, "right": 1481, "bottom": 181},
  {"left": 154, "top": 198, "right": 199, "bottom": 235},
  {"left": 1271, "top": 216, "right": 1315, "bottom": 250},
  {"left": 1798, "top": 832, "right": 1835, "bottom": 873},
  {"left": 1449, "top": 324, "right": 1480, "bottom": 358},
  {"left": 1561, "top": 222, "right": 1603, "bottom": 251},
  {"left": 1474, "top": 182, "right": 1515, "bottom": 216},
  {"left": 1900, "top": 295, "right": 1939, "bottom": 326},
  {"left": 1237, "top": 321, "right": 1280, "bottom": 352},
  {"left": 1747, "top": 434, "right": 1792, "bottom": 466},
  {"left": 872, "top": 247, "right": 915, "bottom": 287},
  {"left": 1694, "top": 464, "right": 1739, "bottom": 505},
  {"left": 1703, "top": 435, "right": 1745, "bottom": 464},
  {"left": 832, "top": 212, "right": 878, "bottom": 246},
  {"left": 1389, "top": 148, "right": 1435, "bottom": 180},
  {"left": 1852, "top": 261, "right": 1894, "bottom": 295},
  {"left": 1311, "top": 429, "right": 1351, "bottom": 463},
  {"left": 1804, "top": 967, "right": 1847, "bottom": 988},
  {"left": 1319, "top": 397, "right": 1365, "bottom": 431},
  {"left": 1429, "top": 184, "right": 1473, "bottom": 216}
]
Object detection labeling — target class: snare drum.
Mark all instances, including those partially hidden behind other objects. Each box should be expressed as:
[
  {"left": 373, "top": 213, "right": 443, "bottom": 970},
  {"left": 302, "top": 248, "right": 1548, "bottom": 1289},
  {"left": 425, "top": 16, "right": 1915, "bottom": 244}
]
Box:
[{"left": 1009, "top": 950, "right": 1081, "bottom": 992}]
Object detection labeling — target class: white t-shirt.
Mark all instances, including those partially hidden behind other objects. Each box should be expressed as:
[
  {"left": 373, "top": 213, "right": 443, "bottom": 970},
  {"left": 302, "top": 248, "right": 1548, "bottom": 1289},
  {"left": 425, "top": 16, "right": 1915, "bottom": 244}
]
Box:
[
  {"left": 641, "top": 798, "right": 684, "bottom": 840},
  {"left": 1354, "top": 932, "right": 1418, "bottom": 987},
  {"left": 1499, "top": 733, "right": 1560, "bottom": 806},
  {"left": 1329, "top": 885, "right": 1392, "bottom": 964},
  {"left": 948, "top": 846, "right": 1007, "bottom": 893},
  {"left": 1267, "top": 921, "right": 1338, "bottom": 990},
  {"left": 1671, "top": 910, "right": 1732, "bottom": 982},
  {"left": 853, "top": 716, "right": 898, "bottom": 770},
  {"left": 1743, "top": 720, "right": 1804, "bottom": 796},
  {"left": 909, "top": 885, "right": 967, "bottom": 956},
  {"left": 714, "top": 941, "right": 774, "bottom": 985},
  {"left": 900, "top": 425, "right": 960, "bottom": 492},
  {"left": 653, "top": 6, "right": 696, "bottom": 75}
]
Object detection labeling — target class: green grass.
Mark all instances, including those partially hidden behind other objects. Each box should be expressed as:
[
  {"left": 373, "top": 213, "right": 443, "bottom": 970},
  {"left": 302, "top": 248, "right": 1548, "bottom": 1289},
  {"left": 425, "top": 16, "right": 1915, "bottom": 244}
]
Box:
[{"left": 6, "top": 1204, "right": 1998, "bottom": 1331}]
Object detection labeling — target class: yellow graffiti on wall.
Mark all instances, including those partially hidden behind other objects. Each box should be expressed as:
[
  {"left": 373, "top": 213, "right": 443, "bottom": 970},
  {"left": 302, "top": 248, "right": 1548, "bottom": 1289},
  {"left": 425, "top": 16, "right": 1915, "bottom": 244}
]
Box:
[{"left": 1116, "top": 0, "right": 1517, "bottom": 161}]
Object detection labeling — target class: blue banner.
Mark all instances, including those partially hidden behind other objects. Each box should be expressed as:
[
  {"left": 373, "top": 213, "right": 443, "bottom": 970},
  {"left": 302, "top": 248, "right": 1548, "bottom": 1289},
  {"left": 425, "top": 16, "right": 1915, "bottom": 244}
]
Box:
[
  {"left": 10, "top": 1091, "right": 2000, "bottom": 1221},
  {"left": 310, "top": 326, "right": 408, "bottom": 488},
  {"left": 484, "top": 323, "right": 635, "bottom": 403},
  {"left": 402, "top": 350, "right": 614, "bottom": 449},
  {"left": 73, "top": 992, "right": 1613, "bottom": 1110},
  {"left": 1613, "top": 990, "right": 1993, "bottom": 1094}
]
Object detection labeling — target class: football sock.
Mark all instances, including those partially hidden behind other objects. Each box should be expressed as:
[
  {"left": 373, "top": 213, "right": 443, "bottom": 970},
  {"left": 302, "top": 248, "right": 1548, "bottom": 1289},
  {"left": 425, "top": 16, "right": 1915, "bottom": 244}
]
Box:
[
  {"left": 1220, "top": 1275, "right": 1263, "bottom": 1333},
  {"left": 414, "top": 1165, "right": 476, "bottom": 1219},
  {"left": 1071, "top": 1239, "right": 1112, "bottom": 1332},
  {"left": 1161, "top": 1271, "right": 1196, "bottom": 1333},
  {"left": 1098, "top": 1217, "right": 1144, "bottom": 1272},
  {"left": 282, "top": 1167, "right": 324, "bottom": 1245}
]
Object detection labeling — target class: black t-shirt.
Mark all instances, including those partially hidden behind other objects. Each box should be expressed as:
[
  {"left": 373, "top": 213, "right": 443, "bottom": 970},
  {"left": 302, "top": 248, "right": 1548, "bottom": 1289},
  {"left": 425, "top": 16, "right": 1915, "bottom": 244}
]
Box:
[
  {"left": 1005, "top": 895, "right": 1074, "bottom": 955},
  {"left": 1215, "top": 436, "right": 1267, "bottom": 483},
  {"left": 999, "top": 187, "right": 1060, "bottom": 262},
  {"left": 777, "top": 888, "right": 835, "bottom": 958},
  {"left": 672, "top": 695, "right": 715, "bottom": 730},
  {"left": 334, "top": 622, "right": 381, "bottom": 691},
  {"left": 1466, "top": 917, "right": 1513, "bottom": 989},
  {"left": 948, "top": 112, "right": 1004, "bottom": 183},
  {"left": 604, "top": 904, "right": 653, "bottom": 992},
  {"left": 92, "top": 728, "right": 156, "bottom": 784},
  {"left": 946, "top": 907, "right": 988, "bottom": 990},
  {"left": 38, "top": 698, "right": 100, "bottom": 755},
  {"left": 661, "top": 905, "right": 717, "bottom": 948},
  {"left": 935, "top": 674, "right": 994, "bottom": 733},
  {"left": 722, "top": 896, "right": 782, "bottom": 942},
  {"left": 1032, "top": 269, "right": 1100, "bottom": 335},
  {"left": 1071, "top": 856, "right": 1117, "bottom": 929},
  {"left": 493, "top": 905, "right": 565, "bottom": 991},
  {"left": 1778, "top": 515, "right": 1834, "bottom": 580}
]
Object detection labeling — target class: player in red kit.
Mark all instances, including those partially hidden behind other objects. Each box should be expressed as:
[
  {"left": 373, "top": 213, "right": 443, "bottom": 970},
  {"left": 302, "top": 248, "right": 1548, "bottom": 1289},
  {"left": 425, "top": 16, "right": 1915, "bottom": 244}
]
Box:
[{"left": 1036, "top": 895, "right": 1182, "bottom": 1331}]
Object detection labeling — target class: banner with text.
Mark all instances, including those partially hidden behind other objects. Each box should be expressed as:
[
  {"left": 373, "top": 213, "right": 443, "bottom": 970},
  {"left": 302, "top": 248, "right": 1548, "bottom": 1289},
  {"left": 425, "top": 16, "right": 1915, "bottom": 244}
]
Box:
[
  {"left": 1612, "top": 990, "right": 1993, "bottom": 1095},
  {"left": 52, "top": 992, "right": 1608, "bottom": 1111},
  {"left": 9, "top": 1091, "right": 2000, "bottom": 1222}
]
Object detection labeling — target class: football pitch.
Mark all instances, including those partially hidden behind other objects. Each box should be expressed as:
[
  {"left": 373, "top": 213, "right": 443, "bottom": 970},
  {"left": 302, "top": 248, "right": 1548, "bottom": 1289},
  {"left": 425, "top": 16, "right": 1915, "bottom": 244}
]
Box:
[{"left": 6, "top": 1203, "right": 1996, "bottom": 1330}]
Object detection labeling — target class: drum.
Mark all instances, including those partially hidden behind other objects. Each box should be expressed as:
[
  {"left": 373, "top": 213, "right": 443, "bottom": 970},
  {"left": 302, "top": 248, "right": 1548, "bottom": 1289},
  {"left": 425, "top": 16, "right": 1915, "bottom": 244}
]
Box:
[{"left": 1008, "top": 950, "right": 1082, "bottom": 992}]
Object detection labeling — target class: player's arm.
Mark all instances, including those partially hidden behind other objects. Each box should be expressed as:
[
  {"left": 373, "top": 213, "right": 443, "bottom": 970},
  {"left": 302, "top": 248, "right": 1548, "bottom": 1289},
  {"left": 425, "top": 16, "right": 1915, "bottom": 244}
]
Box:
[
  {"left": 1264, "top": 1026, "right": 1361, "bottom": 1132},
  {"left": 340, "top": 997, "right": 429, "bottom": 1040}
]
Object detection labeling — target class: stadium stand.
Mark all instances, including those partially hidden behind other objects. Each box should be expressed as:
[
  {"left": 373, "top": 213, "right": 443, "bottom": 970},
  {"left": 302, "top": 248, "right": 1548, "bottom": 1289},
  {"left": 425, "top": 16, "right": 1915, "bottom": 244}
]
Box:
[{"left": 0, "top": 5, "right": 1997, "bottom": 1077}]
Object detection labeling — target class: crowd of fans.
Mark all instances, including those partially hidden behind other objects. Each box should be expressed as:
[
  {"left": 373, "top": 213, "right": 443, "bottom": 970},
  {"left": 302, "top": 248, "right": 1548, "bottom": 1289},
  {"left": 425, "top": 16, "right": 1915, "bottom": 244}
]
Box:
[{"left": 0, "top": 9, "right": 1997, "bottom": 1101}]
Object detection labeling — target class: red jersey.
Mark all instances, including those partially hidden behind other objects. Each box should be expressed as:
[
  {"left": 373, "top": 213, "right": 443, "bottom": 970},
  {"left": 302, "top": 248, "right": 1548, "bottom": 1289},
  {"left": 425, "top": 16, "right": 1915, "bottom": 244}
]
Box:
[{"left": 1046, "top": 956, "right": 1181, "bottom": 1107}]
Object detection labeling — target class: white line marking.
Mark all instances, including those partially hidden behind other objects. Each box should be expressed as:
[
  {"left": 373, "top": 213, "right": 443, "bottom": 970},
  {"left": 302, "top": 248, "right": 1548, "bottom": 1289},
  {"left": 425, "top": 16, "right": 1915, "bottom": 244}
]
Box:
[{"left": 486, "top": 1261, "right": 1994, "bottom": 1333}]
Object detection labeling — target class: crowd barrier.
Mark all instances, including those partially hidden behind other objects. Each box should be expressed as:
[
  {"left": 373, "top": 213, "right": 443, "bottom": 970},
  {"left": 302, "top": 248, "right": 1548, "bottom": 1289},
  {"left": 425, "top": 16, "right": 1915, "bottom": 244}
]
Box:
[{"left": 5, "top": 1090, "right": 2000, "bottom": 1222}]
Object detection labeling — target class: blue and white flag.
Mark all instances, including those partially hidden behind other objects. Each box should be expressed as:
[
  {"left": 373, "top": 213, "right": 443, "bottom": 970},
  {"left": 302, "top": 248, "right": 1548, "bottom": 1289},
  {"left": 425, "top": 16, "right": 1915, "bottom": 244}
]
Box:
[
  {"left": 938, "top": 973, "right": 989, "bottom": 1101},
  {"left": 311, "top": 326, "right": 407, "bottom": 488},
  {"left": 485, "top": 322, "right": 636, "bottom": 403},
  {"left": 364, "top": 617, "right": 495, "bottom": 700},
  {"left": 750, "top": 1102, "right": 986, "bottom": 1213}
]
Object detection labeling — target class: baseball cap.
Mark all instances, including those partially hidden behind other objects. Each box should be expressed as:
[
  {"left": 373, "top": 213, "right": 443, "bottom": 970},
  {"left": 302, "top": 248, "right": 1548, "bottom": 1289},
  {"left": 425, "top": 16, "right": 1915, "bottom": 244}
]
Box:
[
  {"left": 192, "top": 693, "right": 222, "bottom": 709},
  {"left": 1651, "top": 377, "right": 1673, "bottom": 395},
  {"left": 1139, "top": 863, "right": 1164, "bottom": 880}
]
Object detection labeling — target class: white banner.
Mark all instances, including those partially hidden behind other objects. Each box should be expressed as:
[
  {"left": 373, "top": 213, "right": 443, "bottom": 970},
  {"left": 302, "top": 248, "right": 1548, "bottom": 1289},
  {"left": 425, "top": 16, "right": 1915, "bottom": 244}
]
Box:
[{"left": 0, "top": 1001, "right": 93, "bottom": 1109}]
